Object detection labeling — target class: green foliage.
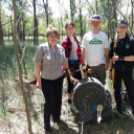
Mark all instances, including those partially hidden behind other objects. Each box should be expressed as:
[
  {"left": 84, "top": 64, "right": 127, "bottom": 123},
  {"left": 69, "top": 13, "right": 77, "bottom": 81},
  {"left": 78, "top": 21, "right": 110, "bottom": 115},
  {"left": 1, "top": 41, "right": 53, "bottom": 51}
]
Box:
[
  {"left": 0, "top": 43, "right": 17, "bottom": 79},
  {"left": 70, "top": 0, "right": 77, "bottom": 21},
  {"left": 0, "top": 40, "right": 37, "bottom": 79}
]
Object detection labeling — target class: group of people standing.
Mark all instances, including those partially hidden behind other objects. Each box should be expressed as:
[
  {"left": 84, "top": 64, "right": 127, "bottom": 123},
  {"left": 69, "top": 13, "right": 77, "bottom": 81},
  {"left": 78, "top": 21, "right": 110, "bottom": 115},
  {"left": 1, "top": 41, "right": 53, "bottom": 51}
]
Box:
[{"left": 33, "top": 14, "right": 134, "bottom": 133}]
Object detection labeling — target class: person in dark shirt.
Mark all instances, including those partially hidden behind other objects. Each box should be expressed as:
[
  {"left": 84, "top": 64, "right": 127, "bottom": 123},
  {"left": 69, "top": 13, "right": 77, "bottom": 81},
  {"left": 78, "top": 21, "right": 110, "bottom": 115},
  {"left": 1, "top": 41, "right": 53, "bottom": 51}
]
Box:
[{"left": 109, "top": 20, "right": 134, "bottom": 115}]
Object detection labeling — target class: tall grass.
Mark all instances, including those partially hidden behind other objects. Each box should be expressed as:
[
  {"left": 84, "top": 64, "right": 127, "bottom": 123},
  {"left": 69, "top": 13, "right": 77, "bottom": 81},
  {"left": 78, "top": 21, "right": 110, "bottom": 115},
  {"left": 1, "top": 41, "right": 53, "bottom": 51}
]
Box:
[
  {"left": 0, "top": 40, "right": 38, "bottom": 80},
  {"left": 1, "top": 39, "right": 134, "bottom": 133},
  {"left": 0, "top": 36, "right": 82, "bottom": 80}
]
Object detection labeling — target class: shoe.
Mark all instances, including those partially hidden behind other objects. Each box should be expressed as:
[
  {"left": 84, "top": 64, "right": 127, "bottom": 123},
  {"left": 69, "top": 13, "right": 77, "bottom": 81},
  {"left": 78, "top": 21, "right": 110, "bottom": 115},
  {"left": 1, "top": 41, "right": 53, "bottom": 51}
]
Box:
[
  {"left": 114, "top": 104, "right": 123, "bottom": 114},
  {"left": 67, "top": 99, "right": 72, "bottom": 104},
  {"left": 44, "top": 124, "right": 51, "bottom": 134},
  {"left": 53, "top": 118, "right": 61, "bottom": 123},
  {"left": 45, "top": 129, "right": 51, "bottom": 134}
]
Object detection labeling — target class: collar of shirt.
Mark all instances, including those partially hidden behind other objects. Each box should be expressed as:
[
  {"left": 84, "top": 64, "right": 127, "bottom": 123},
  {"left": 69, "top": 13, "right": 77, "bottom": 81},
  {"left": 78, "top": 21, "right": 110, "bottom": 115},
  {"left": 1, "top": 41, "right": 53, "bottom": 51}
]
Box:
[
  {"left": 117, "top": 33, "right": 130, "bottom": 43},
  {"left": 48, "top": 43, "right": 58, "bottom": 58}
]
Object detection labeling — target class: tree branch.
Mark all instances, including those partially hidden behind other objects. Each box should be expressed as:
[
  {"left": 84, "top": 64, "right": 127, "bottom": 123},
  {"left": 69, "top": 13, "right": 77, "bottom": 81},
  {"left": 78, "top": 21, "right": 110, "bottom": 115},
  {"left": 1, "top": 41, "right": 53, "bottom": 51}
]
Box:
[
  {"left": 85, "top": 0, "right": 94, "bottom": 14},
  {"left": 115, "top": 5, "right": 134, "bottom": 36},
  {"left": 0, "top": 70, "right": 6, "bottom": 118}
]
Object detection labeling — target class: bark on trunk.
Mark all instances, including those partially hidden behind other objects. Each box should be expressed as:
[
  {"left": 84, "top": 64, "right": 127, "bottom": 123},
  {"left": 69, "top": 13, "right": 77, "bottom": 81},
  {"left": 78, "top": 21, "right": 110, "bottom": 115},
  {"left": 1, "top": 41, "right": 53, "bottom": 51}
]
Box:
[
  {"left": 12, "top": 0, "right": 33, "bottom": 133},
  {"left": 43, "top": 0, "right": 49, "bottom": 27},
  {"left": 0, "top": 9, "right": 4, "bottom": 45}
]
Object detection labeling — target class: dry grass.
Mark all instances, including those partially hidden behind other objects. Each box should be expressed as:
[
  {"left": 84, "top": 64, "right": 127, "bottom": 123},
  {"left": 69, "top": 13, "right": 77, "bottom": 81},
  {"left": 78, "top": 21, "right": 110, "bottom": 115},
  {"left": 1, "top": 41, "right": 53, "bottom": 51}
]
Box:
[{"left": 1, "top": 73, "right": 134, "bottom": 134}]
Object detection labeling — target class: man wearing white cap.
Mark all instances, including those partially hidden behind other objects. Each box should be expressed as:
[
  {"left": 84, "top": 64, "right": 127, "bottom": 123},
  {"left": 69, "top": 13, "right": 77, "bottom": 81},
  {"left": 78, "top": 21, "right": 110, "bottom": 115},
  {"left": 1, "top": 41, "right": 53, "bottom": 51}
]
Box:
[{"left": 82, "top": 14, "right": 109, "bottom": 85}]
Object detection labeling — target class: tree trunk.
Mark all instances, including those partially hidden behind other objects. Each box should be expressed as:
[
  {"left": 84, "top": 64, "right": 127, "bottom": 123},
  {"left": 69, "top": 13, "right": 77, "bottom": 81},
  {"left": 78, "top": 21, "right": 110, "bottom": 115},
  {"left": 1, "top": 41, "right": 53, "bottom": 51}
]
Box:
[
  {"left": 58, "top": 19, "right": 60, "bottom": 37},
  {"left": 114, "top": 4, "right": 133, "bottom": 36},
  {"left": 79, "top": 0, "right": 82, "bottom": 40},
  {"left": 36, "top": 19, "right": 38, "bottom": 45},
  {"left": 85, "top": 0, "right": 94, "bottom": 15},
  {"left": 43, "top": 0, "right": 49, "bottom": 27},
  {"left": 22, "top": 21, "right": 25, "bottom": 40},
  {"left": 20, "top": 21, "right": 22, "bottom": 40},
  {"left": 0, "top": 70, "right": 6, "bottom": 117},
  {"left": 61, "top": 17, "right": 63, "bottom": 40},
  {"left": 70, "top": 0, "right": 75, "bottom": 21},
  {"left": 111, "top": 0, "right": 117, "bottom": 27},
  {"left": 17, "top": 18, "right": 20, "bottom": 41},
  {"left": 33, "top": 0, "right": 38, "bottom": 45},
  {"left": 12, "top": 0, "right": 33, "bottom": 134},
  {"left": 22, "top": 12, "right": 25, "bottom": 40},
  {"left": 0, "top": 8, "right": 4, "bottom": 45},
  {"left": 8, "top": 22, "right": 10, "bottom": 41},
  {"left": 70, "top": 0, "right": 73, "bottom": 21},
  {"left": 131, "top": 0, "right": 134, "bottom": 36},
  {"left": 10, "top": 16, "right": 14, "bottom": 41},
  {"left": 95, "top": 0, "right": 98, "bottom": 14},
  {"left": 108, "top": 0, "right": 112, "bottom": 40}
]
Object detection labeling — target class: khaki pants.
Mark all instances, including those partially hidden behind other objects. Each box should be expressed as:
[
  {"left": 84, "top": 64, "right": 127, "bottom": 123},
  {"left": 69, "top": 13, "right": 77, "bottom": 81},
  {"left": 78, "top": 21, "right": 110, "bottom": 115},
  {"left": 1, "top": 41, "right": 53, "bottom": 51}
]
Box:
[{"left": 87, "top": 64, "right": 106, "bottom": 85}]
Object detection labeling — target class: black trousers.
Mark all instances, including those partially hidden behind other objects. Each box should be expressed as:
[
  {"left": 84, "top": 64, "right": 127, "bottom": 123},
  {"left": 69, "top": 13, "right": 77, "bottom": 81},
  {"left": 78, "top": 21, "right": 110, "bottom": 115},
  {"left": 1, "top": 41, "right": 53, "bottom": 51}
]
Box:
[
  {"left": 114, "top": 70, "right": 134, "bottom": 114},
  {"left": 41, "top": 75, "right": 64, "bottom": 130},
  {"left": 67, "top": 60, "right": 82, "bottom": 93}
]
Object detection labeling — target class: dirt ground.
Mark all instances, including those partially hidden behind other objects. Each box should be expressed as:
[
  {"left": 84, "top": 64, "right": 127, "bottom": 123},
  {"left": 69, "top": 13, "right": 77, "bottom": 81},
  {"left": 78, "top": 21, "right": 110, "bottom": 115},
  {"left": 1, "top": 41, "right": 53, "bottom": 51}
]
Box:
[{"left": 0, "top": 77, "right": 134, "bottom": 134}]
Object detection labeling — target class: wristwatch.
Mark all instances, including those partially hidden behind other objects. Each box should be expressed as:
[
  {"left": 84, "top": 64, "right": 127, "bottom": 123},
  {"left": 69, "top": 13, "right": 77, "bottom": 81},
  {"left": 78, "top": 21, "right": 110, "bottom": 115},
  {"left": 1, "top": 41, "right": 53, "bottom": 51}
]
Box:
[{"left": 119, "top": 55, "right": 124, "bottom": 61}]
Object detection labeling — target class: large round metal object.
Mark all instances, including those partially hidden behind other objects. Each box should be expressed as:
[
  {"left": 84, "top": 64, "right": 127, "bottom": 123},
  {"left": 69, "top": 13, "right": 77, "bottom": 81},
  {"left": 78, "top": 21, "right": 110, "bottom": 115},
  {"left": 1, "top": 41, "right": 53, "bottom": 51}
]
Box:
[{"left": 72, "top": 77, "right": 112, "bottom": 123}]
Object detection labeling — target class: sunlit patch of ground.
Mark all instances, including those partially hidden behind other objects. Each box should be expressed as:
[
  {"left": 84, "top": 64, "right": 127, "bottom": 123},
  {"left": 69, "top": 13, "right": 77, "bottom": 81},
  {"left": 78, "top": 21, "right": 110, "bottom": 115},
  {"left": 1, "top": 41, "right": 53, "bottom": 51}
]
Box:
[{"left": 0, "top": 76, "right": 134, "bottom": 134}]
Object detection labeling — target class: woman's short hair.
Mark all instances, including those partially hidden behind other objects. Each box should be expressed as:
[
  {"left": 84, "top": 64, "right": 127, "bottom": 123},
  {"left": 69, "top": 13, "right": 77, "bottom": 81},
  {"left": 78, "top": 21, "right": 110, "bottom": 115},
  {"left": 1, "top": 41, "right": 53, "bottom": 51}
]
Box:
[
  {"left": 65, "top": 21, "right": 75, "bottom": 28},
  {"left": 46, "top": 25, "right": 60, "bottom": 39}
]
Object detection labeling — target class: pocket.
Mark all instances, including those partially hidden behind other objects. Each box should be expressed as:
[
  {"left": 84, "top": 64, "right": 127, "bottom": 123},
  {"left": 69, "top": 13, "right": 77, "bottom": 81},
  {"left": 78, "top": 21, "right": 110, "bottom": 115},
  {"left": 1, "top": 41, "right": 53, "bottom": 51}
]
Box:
[
  {"left": 43, "top": 56, "right": 52, "bottom": 65},
  {"left": 58, "top": 57, "right": 64, "bottom": 65},
  {"left": 57, "top": 53, "right": 64, "bottom": 65}
]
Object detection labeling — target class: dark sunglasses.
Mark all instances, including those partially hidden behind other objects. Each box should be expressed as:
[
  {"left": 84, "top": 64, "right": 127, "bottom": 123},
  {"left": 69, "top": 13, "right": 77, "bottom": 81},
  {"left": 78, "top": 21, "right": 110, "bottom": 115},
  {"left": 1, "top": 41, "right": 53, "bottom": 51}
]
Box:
[{"left": 118, "top": 26, "right": 127, "bottom": 29}]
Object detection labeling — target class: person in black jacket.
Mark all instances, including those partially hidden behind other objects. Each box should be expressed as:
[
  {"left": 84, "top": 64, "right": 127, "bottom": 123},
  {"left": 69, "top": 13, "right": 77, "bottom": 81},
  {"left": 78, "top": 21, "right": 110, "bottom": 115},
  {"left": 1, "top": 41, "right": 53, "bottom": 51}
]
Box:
[{"left": 109, "top": 20, "right": 134, "bottom": 115}]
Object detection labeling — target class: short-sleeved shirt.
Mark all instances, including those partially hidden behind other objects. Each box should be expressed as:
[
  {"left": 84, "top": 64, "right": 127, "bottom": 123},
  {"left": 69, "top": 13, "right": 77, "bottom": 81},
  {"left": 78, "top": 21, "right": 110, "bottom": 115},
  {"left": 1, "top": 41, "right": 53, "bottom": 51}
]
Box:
[
  {"left": 82, "top": 31, "right": 109, "bottom": 66},
  {"left": 34, "top": 42, "right": 67, "bottom": 80}
]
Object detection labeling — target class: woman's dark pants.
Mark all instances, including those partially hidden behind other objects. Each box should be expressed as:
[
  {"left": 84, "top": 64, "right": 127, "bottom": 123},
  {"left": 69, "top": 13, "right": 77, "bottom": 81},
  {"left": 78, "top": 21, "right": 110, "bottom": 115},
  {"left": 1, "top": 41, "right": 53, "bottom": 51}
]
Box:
[
  {"left": 41, "top": 76, "right": 64, "bottom": 130},
  {"left": 67, "top": 60, "right": 82, "bottom": 93}
]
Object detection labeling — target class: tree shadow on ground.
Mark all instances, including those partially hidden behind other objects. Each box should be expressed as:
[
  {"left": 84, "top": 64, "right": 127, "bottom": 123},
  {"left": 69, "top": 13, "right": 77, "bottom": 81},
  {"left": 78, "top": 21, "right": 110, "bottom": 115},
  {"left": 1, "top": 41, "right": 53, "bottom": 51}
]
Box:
[{"left": 52, "top": 120, "right": 79, "bottom": 134}]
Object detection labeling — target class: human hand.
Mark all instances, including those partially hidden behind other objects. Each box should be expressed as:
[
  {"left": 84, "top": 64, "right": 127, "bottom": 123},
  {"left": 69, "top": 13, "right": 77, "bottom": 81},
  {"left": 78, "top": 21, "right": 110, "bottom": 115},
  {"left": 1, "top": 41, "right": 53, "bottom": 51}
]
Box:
[
  {"left": 112, "top": 55, "right": 119, "bottom": 62},
  {"left": 104, "top": 63, "right": 109, "bottom": 71},
  {"left": 69, "top": 76, "right": 79, "bottom": 84},
  {"left": 37, "top": 84, "right": 42, "bottom": 89}
]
